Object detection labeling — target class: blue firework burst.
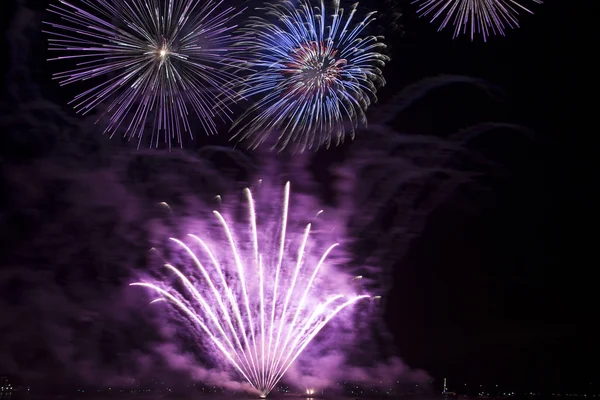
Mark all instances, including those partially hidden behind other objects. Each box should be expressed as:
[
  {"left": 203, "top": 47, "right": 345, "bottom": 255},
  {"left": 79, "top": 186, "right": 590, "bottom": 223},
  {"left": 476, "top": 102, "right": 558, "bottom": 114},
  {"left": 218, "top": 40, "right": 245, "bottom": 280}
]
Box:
[
  {"left": 44, "top": 0, "right": 245, "bottom": 148},
  {"left": 231, "top": 0, "right": 390, "bottom": 152}
]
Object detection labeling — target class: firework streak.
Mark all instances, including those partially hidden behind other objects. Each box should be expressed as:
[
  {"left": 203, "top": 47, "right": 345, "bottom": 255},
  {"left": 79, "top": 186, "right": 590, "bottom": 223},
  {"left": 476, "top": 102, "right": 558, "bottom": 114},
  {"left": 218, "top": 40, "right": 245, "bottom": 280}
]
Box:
[
  {"left": 131, "top": 182, "right": 369, "bottom": 396},
  {"left": 44, "top": 0, "right": 245, "bottom": 148},
  {"left": 231, "top": 0, "right": 389, "bottom": 152},
  {"left": 412, "top": 0, "right": 542, "bottom": 41}
]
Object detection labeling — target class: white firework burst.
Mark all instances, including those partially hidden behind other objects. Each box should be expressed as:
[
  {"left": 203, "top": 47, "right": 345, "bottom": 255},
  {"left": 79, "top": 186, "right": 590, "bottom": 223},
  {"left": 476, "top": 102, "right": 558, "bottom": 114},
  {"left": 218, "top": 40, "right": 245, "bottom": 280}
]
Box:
[
  {"left": 413, "top": 0, "right": 543, "bottom": 41},
  {"left": 44, "top": 0, "right": 246, "bottom": 148}
]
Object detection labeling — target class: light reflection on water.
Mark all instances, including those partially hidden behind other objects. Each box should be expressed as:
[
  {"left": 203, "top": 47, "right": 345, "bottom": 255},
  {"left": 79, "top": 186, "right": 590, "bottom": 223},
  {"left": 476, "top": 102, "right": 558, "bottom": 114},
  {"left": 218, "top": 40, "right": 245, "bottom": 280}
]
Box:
[{"left": 0, "top": 395, "right": 441, "bottom": 400}]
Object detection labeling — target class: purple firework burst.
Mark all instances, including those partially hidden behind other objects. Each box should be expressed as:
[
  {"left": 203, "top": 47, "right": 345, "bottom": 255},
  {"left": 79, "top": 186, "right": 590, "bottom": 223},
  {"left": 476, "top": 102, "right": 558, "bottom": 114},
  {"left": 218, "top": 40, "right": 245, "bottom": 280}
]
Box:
[
  {"left": 131, "top": 182, "right": 369, "bottom": 396},
  {"left": 412, "top": 0, "right": 543, "bottom": 41},
  {"left": 43, "top": 0, "right": 245, "bottom": 148},
  {"left": 230, "top": 0, "right": 390, "bottom": 152}
]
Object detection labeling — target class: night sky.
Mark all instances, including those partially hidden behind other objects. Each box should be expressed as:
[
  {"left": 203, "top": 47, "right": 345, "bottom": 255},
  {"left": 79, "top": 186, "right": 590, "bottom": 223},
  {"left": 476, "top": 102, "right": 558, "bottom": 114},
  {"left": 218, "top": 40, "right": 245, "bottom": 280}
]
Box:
[{"left": 0, "top": 0, "right": 596, "bottom": 393}]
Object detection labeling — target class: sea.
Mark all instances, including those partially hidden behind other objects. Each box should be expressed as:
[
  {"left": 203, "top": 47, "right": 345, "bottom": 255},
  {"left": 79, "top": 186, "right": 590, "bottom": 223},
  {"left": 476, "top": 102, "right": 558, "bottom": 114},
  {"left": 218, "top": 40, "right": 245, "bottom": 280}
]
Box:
[
  {"left": 1, "top": 392, "right": 582, "bottom": 400},
  {"left": 0, "top": 393, "right": 444, "bottom": 400}
]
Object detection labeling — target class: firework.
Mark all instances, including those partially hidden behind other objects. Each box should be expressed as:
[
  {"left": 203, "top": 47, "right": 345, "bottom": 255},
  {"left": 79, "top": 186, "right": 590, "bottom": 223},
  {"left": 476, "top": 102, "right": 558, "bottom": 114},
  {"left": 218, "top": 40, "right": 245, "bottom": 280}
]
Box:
[
  {"left": 131, "top": 182, "right": 369, "bottom": 396},
  {"left": 43, "top": 0, "right": 245, "bottom": 148},
  {"left": 412, "top": 0, "right": 542, "bottom": 41},
  {"left": 230, "top": 0, "right": 389, "bottom": 152}
]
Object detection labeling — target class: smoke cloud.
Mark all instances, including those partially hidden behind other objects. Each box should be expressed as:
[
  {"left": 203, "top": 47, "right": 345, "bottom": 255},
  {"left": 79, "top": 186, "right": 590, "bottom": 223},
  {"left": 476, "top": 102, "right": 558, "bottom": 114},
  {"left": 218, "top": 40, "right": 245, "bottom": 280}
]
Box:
[{"left": 0, "top": 0, "right": 530, "bottom": 394}]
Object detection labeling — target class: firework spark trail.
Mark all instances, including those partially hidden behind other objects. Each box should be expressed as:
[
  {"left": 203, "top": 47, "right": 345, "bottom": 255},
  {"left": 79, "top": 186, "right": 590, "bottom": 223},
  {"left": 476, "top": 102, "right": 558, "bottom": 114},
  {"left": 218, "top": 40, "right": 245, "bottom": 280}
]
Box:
[
  {"left": 131, "top": 182, "right": 368, "bottom": 396},
  {"left": 43, "top": 0, "right": 245, "bottom": 148},
  {"left": 129, "top": 282, "right": 254, "bottom": 385},
  {"left": 412, "top": 0, "right": 542, "bottom": 41},
  {"left": 269, "top": 295, "right": 370, "bottom": 391},
  {"left": 231, "top": 0, "right": 389, "bottom": 152}
]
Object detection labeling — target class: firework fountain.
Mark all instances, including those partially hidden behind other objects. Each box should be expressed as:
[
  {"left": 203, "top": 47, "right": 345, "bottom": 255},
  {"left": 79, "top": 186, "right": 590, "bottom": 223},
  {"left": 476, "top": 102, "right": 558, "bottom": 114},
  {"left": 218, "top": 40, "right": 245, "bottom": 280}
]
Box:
[{"left": 131, "top": 182, "right": 369, "bottom": 396}]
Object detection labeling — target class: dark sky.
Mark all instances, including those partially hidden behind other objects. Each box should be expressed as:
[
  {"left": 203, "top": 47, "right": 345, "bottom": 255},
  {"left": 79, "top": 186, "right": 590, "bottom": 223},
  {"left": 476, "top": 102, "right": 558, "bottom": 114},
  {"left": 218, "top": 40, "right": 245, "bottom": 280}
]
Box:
[
  {"left": 376, "top": 2, "right": 596, "bottom": 391},
  {"left": 0, "top": 0, "right": 595, "bottom": 392}
]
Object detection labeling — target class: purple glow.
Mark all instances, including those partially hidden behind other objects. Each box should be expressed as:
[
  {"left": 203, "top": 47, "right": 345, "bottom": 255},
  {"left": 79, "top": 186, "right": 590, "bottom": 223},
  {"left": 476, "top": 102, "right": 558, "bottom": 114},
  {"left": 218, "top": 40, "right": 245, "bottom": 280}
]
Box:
[
  {"left": 43, "top": 0, "right": 245, "bottom": 148},
  {"left": 131, "top": 182, "right": 369, "bottom": 396},
  {"left": 231, "top": 0, "right": 389, "bottom": 152},
  {"left": 412, "top": 0, "right": 543, "bottom": 41}
]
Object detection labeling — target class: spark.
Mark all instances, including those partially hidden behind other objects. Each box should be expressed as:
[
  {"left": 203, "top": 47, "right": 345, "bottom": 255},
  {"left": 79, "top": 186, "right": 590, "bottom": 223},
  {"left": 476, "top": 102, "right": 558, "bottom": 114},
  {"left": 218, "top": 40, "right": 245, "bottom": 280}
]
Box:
[
  {"left": 131, "top": 182, "right": 368, "bottom": 395},
  {"left": 230, "top": 0, "right": 389, "bottom": 152},
  {"left": 412, "top": 0, "right": 543, "bottom": 41},
  {"left": 43, "top": 0, "right": 246, "bottom": 148}
]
